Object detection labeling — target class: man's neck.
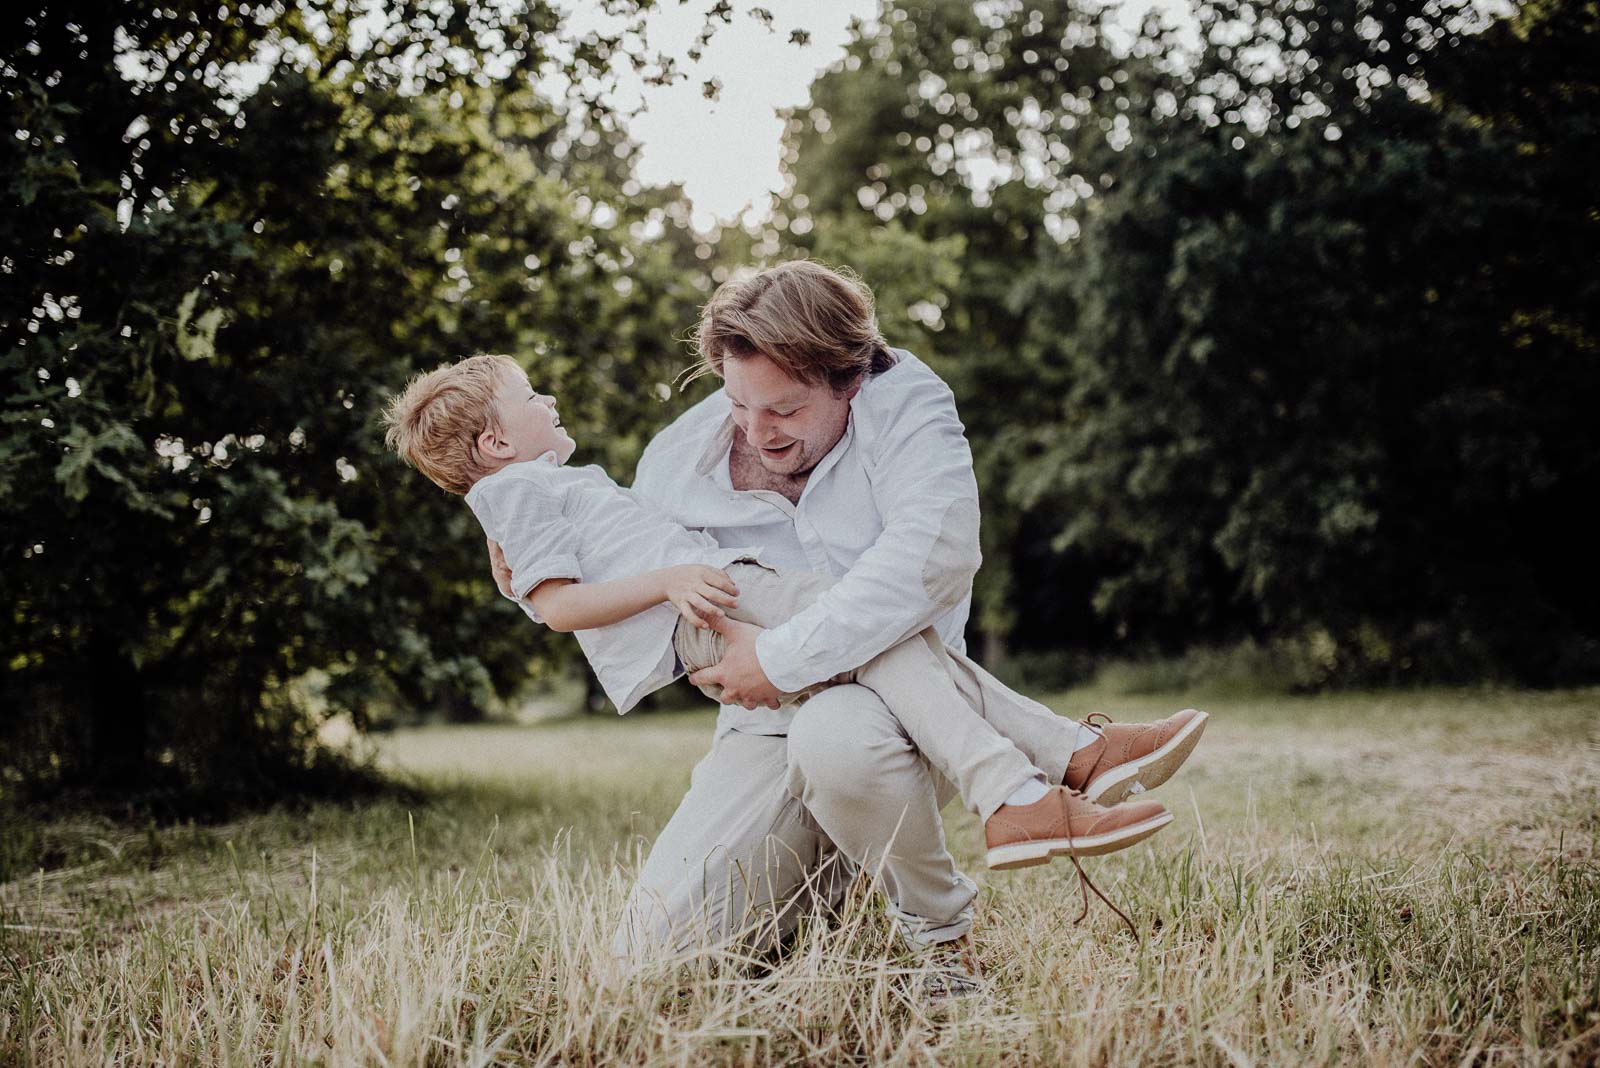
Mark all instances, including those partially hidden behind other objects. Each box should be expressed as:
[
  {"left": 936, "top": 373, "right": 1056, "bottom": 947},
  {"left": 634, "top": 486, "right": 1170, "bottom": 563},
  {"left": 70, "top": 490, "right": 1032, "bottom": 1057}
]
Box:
[{"left": 728, "top": 431, "right": 810, "bottom": 505}]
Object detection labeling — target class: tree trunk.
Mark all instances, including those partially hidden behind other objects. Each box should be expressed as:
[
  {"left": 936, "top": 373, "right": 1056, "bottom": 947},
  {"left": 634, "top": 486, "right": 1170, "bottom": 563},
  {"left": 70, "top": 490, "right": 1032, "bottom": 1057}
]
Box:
[
  {"left": 583, "top": 670, "right": 608, "bottom": 714},
  {"left": 84, "top": 631, "right": 148, "bottom": 792}
]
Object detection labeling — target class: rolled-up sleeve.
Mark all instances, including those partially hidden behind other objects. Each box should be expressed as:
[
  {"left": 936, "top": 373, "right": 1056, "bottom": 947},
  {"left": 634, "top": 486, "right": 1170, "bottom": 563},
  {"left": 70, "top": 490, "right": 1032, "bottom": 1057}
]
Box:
[
  {"left": 472, "top": 475, "right": 585, "bottom": 625},
  {"left": 754, "top": 371, "right": 982, "bottom": 692}
]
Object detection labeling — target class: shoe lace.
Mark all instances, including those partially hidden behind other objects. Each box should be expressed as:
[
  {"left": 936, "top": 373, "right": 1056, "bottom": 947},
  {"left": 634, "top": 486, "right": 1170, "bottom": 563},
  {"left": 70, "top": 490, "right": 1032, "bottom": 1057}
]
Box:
[
  {"left": 1060, "top": 786, "right": 1140, "bottom": 941},
  {"left": 994, "top": 692, "right": 1139, "bottom": 938}
]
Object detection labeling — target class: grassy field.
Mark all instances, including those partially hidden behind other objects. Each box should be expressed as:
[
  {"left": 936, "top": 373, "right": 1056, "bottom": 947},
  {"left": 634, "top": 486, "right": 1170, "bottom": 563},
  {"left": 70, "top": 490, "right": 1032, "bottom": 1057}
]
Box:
[{"left": 3, "top": 687, "right": 1598, "bottom": 1065}]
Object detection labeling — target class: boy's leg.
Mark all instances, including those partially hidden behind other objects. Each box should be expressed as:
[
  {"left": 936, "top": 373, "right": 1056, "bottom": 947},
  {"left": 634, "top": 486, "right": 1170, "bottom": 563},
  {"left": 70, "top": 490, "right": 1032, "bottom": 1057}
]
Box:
[
  {"left": 677, "top": 562, "right": 1078, "bottom": 818},
  {"left": 932, "top": 644, "right": 1085, "bottom": 787},
  {"left": 610, "top": 727, "right": 848, "bottom": 963},
  {"left": 851, "top": 632, "right": 1044, "bottom": 819},
  {"left": 853, "top": 633, "right": 1207, "bottom": 810},
  {"left": 938, "top": 647, "right": 1209, "bottom": 803},
  {"left": 679, "top": 563, "right": 1200, "bottom": 800}
]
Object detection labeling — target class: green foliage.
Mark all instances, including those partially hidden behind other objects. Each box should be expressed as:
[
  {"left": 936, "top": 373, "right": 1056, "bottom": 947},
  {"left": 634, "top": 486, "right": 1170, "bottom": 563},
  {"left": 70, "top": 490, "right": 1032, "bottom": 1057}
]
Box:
[
  {"left": 779, "top": 0, "right": 1600, "bottom": 682},
  {"left": 1, "top": 3, "right": 710, "bottom": 802}
]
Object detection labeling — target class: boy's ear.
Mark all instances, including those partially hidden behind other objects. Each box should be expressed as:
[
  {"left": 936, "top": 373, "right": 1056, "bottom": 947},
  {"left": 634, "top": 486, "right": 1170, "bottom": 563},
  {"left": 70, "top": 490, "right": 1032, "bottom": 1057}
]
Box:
[{"left": 477, "top": 426, "right": 512, "bottom": 460}]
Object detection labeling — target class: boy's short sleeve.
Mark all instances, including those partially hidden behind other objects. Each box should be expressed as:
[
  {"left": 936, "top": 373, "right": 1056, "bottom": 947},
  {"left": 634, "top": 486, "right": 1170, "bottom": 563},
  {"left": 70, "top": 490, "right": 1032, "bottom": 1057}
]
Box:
[{"left": 471, "top": 473, "right": 584, "bottom": 623}]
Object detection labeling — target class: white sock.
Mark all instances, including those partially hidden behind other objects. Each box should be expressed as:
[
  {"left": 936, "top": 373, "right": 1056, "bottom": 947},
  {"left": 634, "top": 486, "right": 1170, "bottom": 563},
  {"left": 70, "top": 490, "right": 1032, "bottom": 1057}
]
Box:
[
  {"left": 1073, "top": 721, "right": 1103, "bottom": 752},
  {"left": 1003, "top": 776, "right": 1050, "bottom": 807}
]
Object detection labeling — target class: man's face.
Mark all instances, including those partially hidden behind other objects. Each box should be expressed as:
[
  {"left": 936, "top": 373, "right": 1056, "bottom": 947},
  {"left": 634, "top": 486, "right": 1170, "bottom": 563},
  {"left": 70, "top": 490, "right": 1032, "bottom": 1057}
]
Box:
[
  {"left": 723, "top": 353, "right": 858, "bottom": 477},
  {"left": 489, "top": 365, "right": 575, "bottom": 465}
]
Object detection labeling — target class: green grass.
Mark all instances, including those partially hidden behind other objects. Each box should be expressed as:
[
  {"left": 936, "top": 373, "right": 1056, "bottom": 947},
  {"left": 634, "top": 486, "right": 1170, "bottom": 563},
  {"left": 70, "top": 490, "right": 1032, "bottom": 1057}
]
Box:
[{"left": 3, "top": 688, "right": 1598, "bottom": 1064}]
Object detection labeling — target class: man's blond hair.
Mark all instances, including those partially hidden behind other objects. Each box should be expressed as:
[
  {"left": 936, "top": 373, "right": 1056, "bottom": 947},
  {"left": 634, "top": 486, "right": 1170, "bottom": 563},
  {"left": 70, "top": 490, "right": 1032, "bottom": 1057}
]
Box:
[
  {"left": 685, "top": 260, "right": 895, "bottom": 394},
  {"left": 383, "top": 353, "right": 521, "bottom": 495}
]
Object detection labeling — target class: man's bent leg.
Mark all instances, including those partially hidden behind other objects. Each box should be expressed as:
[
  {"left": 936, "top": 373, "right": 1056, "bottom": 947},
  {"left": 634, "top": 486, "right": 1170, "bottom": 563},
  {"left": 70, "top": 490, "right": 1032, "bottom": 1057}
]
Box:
[
  {"left": 786, "top": 683, "right": 975, "bottom": 947},
  {"left": 611, "top": 728, "right": 842, "bottom": 963}
]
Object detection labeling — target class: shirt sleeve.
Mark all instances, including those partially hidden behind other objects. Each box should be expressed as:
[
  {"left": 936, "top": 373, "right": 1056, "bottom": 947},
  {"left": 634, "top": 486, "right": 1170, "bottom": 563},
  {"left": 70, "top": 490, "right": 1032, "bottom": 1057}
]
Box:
[
  {"left": 474, "top": 474, "right": 585, "bottom": 625},
  {"left": 753, "top": 366, "right": 983, "bottom": 692}
]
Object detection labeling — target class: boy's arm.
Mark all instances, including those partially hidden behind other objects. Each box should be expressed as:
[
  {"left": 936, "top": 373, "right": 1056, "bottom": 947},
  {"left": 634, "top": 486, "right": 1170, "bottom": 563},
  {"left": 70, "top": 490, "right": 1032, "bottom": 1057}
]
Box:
[{"left": 527, "top": 565, "right": 739, "bottom": 633}]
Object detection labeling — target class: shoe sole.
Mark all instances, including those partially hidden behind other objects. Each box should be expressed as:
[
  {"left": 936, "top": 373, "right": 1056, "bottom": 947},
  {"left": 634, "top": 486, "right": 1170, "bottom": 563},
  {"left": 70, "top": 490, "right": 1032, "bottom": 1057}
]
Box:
[
  {"left": 984, "top": 810, "right": 1174, "bottom": 870},
  {"left": 1084, "top": 709, "right": 1209, "bottom": 806}
]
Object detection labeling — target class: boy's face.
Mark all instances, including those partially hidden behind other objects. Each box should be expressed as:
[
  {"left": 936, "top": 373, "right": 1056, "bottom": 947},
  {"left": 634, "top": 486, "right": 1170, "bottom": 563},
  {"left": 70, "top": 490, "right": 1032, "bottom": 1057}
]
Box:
[
  {"left": 723, "top": 352, "right": 859, "bottom": 478},
  {"left": 486, "top": 366, "right": 575, "bottom": 465}
]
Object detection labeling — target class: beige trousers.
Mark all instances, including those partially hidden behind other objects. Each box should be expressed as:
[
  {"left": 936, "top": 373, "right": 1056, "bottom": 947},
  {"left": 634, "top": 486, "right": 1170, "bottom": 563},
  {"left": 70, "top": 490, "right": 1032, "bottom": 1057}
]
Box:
[{"left": 610, "top": 563, "right": 1083, "bottom": 961}]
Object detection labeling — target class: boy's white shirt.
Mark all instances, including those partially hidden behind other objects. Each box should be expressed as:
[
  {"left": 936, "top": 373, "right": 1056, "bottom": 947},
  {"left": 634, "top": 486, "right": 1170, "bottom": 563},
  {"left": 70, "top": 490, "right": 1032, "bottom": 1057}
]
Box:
[
  {"left": 632, "top": 348, "right": 982, "bottom": 737},
  {"left": 464, "top": 457, "right": 761, "bottom": 713}
]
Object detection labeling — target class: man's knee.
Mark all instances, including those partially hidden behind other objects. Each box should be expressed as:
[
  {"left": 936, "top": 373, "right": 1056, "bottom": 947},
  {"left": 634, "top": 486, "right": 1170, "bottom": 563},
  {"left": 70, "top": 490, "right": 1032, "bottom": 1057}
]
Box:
[{"left": 788, "top": 684, "right": 910, "bottom": 797}]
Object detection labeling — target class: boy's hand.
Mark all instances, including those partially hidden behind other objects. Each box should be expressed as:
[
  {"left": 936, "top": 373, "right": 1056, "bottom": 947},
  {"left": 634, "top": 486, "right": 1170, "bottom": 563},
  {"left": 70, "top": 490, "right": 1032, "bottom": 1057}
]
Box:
[
  {"left": 661, "top": 565, "right": 739, "bottom": 629},
  {"left": 487, "top": 537, "right": 515, "bottom": 599}
]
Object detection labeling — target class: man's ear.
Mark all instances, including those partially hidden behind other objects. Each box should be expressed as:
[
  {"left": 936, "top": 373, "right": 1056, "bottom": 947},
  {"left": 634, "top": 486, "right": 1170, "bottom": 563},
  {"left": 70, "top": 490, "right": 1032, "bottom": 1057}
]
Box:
[{"left": 842, "top": 375, "right": 864, "bottom": 402}]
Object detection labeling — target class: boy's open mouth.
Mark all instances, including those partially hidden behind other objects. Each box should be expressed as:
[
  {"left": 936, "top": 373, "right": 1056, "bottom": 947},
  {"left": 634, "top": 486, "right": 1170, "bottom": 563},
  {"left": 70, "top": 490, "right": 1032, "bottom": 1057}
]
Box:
[{"left": 760, "top": 441, "right": 796, "bottom": 456}]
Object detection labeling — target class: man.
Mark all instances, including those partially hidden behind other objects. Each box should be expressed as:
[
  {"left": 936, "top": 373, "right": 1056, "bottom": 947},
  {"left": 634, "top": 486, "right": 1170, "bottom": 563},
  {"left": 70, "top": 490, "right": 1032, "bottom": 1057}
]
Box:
[{"left": 492, "top": 260, "right": 1206, "bottom": 972}]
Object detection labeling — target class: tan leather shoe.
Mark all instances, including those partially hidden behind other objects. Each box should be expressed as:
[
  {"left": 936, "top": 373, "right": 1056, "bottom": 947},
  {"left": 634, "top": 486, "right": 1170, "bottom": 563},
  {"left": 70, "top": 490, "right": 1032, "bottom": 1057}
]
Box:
[
  {"left": 1066, "top": 708, "right": 1209, "bottom": 805},
  {"left": 984, "top": 786, "right": 1172, "bottom": 870}
]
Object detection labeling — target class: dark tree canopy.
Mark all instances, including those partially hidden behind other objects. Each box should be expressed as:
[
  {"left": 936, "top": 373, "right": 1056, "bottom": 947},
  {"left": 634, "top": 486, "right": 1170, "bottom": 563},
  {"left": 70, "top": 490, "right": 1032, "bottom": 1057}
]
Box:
[
  {"left": 5, "top": 0, "right": 1596, "bottom": 809},
  {"left": 778, "top": 0, "right": 1599, "bottom": 684},
  {"left": 1, "top": 1, "right": 714, "bottom": 803}
]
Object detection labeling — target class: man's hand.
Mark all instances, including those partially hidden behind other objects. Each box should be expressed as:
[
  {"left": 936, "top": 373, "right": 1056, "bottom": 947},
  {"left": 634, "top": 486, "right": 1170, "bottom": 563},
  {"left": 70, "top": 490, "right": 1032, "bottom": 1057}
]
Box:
[
  {"left": 487, "top": 537, "right": 514, "bottom": 598},
  {"left": 689, "top": 615, "right": 783, "bottom": 710}
]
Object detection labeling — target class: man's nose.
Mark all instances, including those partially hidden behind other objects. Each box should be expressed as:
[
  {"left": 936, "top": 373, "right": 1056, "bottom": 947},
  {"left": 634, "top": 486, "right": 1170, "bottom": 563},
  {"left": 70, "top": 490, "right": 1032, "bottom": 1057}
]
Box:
[{"left": 746, "top": 410, "right": 774, "bottom": 441}]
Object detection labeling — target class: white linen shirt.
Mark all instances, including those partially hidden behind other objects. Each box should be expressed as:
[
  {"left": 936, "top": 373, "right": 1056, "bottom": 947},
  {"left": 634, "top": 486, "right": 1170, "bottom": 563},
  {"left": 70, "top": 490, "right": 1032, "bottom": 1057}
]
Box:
[
  {"left": 632, "top": 349, "right": 983, "bottom": 737},
  {"left": 465, "top": 460, "right": 760, "bottom": 714}
]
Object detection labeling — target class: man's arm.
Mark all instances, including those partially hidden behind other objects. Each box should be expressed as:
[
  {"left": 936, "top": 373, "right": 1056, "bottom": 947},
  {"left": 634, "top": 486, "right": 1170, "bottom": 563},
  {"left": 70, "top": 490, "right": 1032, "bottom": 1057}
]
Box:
[
  {"left": 755, "top": 365, "right": 981, "bottom": 693},
  {"left": 527, "top": 565, "right": 738, "bottom": 633}
]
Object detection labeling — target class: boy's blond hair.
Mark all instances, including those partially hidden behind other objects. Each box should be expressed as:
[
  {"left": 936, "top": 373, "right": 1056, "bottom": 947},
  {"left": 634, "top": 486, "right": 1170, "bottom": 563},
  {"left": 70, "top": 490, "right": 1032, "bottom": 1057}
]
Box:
[{"left": 383, "top": 353, "right": 522, "bottom": 494}]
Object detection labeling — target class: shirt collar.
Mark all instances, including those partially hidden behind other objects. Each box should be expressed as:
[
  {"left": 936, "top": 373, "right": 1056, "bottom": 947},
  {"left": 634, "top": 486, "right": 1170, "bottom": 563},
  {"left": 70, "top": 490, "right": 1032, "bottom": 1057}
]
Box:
[
  {"left": 694, "top": 415, "right": 739, "bottom": 484},
  {"left": 691, "top": 409, "right": 859, "bottom": 497}
]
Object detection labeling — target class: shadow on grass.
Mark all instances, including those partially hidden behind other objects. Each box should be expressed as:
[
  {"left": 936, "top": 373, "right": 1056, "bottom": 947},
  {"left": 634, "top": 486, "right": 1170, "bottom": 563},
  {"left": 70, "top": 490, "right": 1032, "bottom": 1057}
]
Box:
[{"left": 0, "top": 750, "right": 421, "bottom": 883}]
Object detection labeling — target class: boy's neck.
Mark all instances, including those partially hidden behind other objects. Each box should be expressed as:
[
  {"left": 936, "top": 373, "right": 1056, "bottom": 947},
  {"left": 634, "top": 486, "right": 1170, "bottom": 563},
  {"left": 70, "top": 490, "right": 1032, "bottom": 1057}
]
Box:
[{"left": 472, "top": 449, "right": 561, "bottom": 488}]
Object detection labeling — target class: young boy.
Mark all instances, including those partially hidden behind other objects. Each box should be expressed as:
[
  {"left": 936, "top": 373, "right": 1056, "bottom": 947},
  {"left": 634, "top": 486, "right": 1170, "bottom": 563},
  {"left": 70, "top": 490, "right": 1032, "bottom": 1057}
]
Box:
[{"left": 383, "top": 353, "right": 1205, "bottom": 870}]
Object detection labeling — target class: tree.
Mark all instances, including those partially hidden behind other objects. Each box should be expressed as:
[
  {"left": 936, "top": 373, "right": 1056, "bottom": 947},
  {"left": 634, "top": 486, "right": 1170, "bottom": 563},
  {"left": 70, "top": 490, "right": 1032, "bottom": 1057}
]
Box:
[
  {"left": 776, "top": 0, "right": 1190, "bottom": 659},
  {"left": 778, "top": 0, "right": 1599, "bottom": 682},
  {"left": 2, "top": 1, "right": 712, "bottom": 803}
]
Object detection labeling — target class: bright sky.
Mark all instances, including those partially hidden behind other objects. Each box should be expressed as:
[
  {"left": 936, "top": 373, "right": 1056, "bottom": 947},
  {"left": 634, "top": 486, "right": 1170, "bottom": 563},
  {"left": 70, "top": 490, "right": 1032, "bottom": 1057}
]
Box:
[
  {"left": 569, "top": 0, "right": 879, "bottom": 230},
  {"left": 588, "top": 0, "right": 1201, "bottom": 230}
]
